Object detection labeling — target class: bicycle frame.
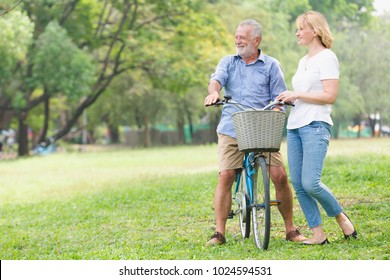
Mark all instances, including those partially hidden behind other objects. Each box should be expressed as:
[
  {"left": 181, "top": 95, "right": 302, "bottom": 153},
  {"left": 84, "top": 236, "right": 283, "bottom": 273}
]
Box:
[
  {"left": 234, "top": 151, "right": 270, "bottom": 207},
  {"left": 234, "top": 152, "right": 257, "bottom": 205}
]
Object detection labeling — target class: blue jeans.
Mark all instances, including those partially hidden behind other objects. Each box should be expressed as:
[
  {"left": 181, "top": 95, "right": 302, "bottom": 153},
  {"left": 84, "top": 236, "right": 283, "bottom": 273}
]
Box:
[{"left": 287, "top": 121, "right": 342, "bottom": 229}]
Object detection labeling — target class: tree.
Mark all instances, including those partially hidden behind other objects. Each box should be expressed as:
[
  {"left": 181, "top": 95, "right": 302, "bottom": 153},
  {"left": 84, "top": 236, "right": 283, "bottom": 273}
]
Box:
[
  {"left": 1, "top": 0, "right": 211, "bottom": 154},
  {"left": 87, "top": 5, "right": 230, "bottom": 147},
  {"left": 31, "top": 21, "right": 96, "bottom": 143},
  {"left": 34, "top": 0, "right": 216, "bottom": 146},
  {"left": 335, "top": 18, "right": 390, "bottom": 135},
  {"left": 0, "top": 10, "right": 34, "bottom": 151},
  {"left": 309, "top": 0, "right": 375, "bottom": 28},
  {"left": 0, "top": 0, "right": 23, "bottom": 16}
]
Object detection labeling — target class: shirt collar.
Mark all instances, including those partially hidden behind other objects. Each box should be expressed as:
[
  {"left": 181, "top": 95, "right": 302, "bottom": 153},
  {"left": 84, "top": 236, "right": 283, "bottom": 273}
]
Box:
[{"left": 258, "top": 49, "right": 265, "bottom": 62}]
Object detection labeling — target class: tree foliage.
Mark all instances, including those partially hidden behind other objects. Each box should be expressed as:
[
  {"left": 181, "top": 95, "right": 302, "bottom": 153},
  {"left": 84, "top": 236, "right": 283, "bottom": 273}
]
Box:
[
  {"left": 0, "top": 11, "right": 33, "bottom": 104},
  {"left": 32, "top": 21, "right": 96, "bottom": 101}
]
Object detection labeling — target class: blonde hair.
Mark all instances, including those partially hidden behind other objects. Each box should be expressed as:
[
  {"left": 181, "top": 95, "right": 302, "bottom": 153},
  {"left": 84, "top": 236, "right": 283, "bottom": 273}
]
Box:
[{"left": 296, "top": 11, "right": 333, "bottom": 48}]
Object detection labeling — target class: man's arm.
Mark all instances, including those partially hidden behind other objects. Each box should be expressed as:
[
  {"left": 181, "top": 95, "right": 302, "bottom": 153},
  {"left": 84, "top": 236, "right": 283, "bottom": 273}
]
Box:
[{"left": 204, "top": 80, "right": 221, "bottom": 106}]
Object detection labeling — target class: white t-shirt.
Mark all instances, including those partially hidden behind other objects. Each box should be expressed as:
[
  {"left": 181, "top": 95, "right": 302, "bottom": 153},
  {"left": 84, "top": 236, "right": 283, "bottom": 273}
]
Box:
[{"left": 287, "top": 49, "right": 339, "bottom": 129}]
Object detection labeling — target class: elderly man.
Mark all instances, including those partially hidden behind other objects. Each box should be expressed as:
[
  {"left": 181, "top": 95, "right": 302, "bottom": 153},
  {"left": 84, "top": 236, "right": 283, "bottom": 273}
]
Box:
[{"left": 204, "top": 19, "right": 305, "bottom": 246}]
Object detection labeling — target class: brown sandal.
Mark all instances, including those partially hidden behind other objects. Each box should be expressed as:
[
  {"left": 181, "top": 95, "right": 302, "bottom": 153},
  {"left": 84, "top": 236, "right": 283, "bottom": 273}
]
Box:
[
  {"left": 206, "top": 232, "right": 226, "bottom": 246},
  {"left": 286, "top": 228, "right": 306, "bottom": 242}
]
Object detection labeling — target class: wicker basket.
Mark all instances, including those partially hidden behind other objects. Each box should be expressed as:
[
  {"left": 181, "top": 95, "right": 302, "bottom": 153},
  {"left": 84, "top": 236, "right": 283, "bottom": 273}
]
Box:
[{"left": 233, "top": 110, "right": 286, "bottom": 152}]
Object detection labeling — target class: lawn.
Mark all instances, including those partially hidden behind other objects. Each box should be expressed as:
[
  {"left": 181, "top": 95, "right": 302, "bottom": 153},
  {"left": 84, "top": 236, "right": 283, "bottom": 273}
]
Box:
[{"left": 0, "top": 138, "right": 389, "bottom": 260}]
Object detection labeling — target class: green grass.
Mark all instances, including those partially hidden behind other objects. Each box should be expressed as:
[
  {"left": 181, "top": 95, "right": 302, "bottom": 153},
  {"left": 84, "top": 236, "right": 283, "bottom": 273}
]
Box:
[{"left": 0, "top": 139, "right": 389, "bottom": 260}]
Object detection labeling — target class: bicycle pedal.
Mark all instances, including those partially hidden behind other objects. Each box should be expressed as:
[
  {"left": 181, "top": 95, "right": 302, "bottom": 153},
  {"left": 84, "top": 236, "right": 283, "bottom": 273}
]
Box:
[
  {"left": 227, "top": 210, "right": 234, "bottom": 219},
  {"left": 270, "top": 200, "right": 281, "bottom": 206}
]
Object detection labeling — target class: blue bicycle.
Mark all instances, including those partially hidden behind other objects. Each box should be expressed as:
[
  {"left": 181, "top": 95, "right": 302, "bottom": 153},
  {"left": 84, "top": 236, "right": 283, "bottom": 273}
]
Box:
[{"left": 209, "top": 96, "right": 291, "bottom": 250}]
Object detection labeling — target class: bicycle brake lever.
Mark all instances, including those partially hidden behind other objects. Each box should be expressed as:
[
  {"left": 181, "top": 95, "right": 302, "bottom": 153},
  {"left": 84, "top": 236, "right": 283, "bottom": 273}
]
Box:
[
  {"left": 283, "top": 101, "right": 295, "bottom": 107},
  {"left": 276, "top": 100, "right": 295, "bottom": 107}
]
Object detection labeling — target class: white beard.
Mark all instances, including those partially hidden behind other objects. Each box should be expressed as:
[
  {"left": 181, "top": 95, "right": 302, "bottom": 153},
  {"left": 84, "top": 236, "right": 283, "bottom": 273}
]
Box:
[{"left": 236, "top": 44, "right": 257, "bottom": 59}]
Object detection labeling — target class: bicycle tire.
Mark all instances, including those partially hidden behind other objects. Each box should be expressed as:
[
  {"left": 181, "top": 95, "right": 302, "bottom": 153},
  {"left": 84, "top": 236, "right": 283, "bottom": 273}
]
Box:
[
  {"left": 251, "top": 156, "right": 271, "bottom": 250},
  {"left": 237, "top": 169, "right": 250, "bottom": 238}
]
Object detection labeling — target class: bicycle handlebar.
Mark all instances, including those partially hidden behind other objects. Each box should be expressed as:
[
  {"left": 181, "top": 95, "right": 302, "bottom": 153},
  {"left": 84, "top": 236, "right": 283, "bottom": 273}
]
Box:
[{"left": 206, "top": 96, "right": 294, "bottom": 111}]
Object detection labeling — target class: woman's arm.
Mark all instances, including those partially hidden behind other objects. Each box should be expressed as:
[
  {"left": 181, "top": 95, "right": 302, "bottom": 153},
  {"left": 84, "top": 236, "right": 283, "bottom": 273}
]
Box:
[{"left": 277, "top": 79, "right": 338, "bottom": 105}]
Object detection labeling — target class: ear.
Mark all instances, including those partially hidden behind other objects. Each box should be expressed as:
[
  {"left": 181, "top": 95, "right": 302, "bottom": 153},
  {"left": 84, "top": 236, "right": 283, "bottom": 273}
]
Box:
[{"left": 256, "top": 36, "right": 262, "bottom": 45}]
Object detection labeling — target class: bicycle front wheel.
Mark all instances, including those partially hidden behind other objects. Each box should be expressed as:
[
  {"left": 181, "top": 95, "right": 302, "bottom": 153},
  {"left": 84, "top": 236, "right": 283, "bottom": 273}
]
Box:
[{"left": 251, "top": 156, "right": 271, "bottom": 250}]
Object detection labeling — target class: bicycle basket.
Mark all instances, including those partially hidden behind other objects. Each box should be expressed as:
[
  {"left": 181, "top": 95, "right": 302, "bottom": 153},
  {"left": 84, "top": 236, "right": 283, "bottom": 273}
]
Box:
[{"left": 232, "top": 110, "right": 286, "bottom": 152}]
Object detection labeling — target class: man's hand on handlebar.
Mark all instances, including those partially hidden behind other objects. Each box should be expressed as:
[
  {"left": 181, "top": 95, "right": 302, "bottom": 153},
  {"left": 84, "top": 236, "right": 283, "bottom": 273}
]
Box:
[{"left": 204, "top": 92, "right": 220, "bottom": 107}]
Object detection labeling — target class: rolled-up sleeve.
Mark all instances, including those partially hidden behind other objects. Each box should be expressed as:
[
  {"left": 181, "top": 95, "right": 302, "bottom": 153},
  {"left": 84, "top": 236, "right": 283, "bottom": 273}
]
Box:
[{"left": 210, "top": 56, "right": 233, "bottom": 88}]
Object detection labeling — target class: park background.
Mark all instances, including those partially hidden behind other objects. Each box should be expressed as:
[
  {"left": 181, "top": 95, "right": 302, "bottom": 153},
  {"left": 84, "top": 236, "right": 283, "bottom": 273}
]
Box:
[
  {"left": 0, "top": 0, "right": 389, "bottom": 263},
  {"left": 0, "top": 0, "right": 389, "bottom": 155}
]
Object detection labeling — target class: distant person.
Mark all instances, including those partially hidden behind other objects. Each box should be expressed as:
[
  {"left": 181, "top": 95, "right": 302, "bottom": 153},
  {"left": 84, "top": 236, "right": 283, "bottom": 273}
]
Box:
[
  {"left": 6, "top": 128, "right": 15, "bottom": 151},
  {"left": 204, "top": 19, "right": 306, "bottom": 246},
  {"left": 277, "top": 11, "right": 357, "bottom": 245}
]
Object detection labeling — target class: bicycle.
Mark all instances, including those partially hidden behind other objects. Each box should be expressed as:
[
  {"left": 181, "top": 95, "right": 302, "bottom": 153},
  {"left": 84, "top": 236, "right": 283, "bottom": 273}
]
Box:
[{"left": 207, "top": 96, "right": 292, "bottom": 250}]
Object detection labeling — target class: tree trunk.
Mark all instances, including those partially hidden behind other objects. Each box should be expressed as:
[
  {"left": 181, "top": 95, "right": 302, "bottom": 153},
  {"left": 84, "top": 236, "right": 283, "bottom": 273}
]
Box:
[
  {"left": 186, "top": 108, "right": 193, "bottom": 144},
  {"left": 108, "top": 124, "right": 120, "bottom": 143},
  {"left": 332, "top": 118, "right": 339, "bottom": 139},
  {"left": 177, "top": 119, "right": 185, "bottom": 145},
  {"left": 143, "top": 116, "right": 150, "bottom": 148},
  {"left": 210, "top": 113, "right": 219, "bottom": 143},
  {"left": 38, "top": 93, "right": 50, "bottom": 144},
  {"left": 18, "top": 112, "right": 29, "bottom": 156}
]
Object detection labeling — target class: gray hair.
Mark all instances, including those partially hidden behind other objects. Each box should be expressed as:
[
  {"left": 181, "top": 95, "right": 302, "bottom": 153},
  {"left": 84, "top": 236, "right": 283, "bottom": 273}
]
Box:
[{"left": 238, "top": 19, "right": 262, "bottom": 39}]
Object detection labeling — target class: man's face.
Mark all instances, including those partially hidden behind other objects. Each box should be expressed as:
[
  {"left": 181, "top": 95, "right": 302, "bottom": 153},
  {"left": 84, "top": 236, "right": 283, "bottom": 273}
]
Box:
[{"left": 235, "top": 25, "right": 259, "bottom": 58}]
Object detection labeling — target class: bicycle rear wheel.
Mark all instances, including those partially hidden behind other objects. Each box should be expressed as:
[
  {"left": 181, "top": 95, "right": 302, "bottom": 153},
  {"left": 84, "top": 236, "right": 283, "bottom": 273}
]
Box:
[
  {"left": 251, "top": 156, "right": 271, "bottom": 250},
  {"left": 237, "top": 169, "right": 250, "bottom": 238}
]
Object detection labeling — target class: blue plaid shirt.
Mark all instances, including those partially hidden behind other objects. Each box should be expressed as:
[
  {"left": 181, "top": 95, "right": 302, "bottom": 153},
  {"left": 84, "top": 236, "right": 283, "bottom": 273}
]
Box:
[{"left": 210, "top": 50, "right": 287, "bottom": 138}]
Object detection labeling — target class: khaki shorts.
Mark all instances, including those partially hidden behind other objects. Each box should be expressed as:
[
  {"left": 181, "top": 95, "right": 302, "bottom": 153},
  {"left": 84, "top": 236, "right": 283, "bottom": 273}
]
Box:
[{"left": 218, "top": 133, "right": 284, "bottom": 172}]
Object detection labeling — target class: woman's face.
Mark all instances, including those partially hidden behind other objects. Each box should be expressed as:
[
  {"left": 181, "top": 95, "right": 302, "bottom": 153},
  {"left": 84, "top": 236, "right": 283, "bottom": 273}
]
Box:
[{"left": 296, "top": 21, "right": 316, "bottom": 47}]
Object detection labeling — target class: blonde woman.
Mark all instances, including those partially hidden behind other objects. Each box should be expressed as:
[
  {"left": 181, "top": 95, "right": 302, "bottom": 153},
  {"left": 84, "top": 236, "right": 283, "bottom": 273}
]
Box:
[{"left": 277, "top": 11, "right": 357, "bottom": 245}]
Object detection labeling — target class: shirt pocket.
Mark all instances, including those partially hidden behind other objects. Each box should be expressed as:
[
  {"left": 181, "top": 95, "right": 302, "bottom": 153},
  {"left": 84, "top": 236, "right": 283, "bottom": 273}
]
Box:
[{"left": 250, "top": 69, "right": 270, "bottom": 98}]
